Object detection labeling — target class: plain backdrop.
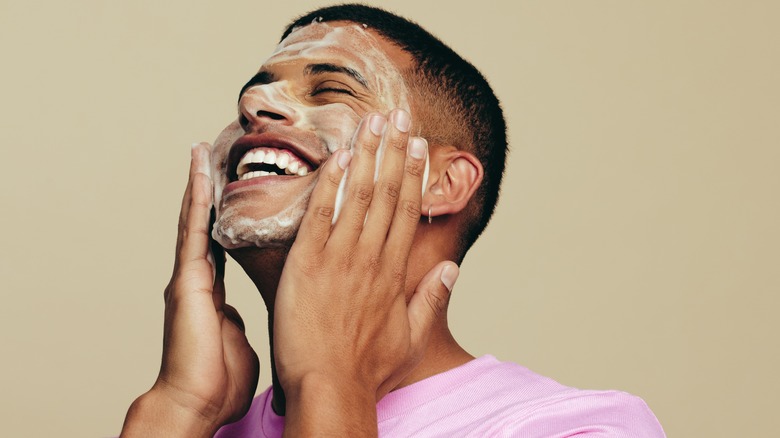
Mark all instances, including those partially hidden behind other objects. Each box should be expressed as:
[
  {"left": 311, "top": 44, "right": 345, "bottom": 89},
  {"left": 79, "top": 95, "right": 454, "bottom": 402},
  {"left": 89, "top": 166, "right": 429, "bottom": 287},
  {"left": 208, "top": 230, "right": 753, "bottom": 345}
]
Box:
[{"left": 1, "top": 1, "right": 778, "bottom": 436}]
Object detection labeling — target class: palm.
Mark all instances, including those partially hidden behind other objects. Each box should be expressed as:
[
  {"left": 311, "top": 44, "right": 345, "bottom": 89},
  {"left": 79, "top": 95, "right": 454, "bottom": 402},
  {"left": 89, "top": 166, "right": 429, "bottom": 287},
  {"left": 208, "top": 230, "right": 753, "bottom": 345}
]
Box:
[{"left": 160, "top": 250, "right": 259, "bottom": 426}]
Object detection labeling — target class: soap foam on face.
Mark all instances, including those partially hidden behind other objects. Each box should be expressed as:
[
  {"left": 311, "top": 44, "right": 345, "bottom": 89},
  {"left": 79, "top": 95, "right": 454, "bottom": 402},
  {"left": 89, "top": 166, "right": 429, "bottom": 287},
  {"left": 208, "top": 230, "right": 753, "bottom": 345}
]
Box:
[{"left": 211, "top": 22, "right": 417, "bottom": 250}]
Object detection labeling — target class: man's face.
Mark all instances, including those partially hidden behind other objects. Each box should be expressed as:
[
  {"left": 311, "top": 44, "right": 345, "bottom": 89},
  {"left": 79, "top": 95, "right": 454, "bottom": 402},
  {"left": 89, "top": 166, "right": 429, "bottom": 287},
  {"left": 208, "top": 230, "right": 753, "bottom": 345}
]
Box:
[{"left": 211, "top": 21, "right": 411, "bottom": 249}]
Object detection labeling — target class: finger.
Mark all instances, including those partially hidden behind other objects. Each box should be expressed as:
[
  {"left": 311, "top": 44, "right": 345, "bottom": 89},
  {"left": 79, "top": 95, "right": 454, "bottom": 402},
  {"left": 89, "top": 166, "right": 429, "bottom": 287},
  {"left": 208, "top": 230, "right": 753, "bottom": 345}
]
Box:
[
  {"left": 328, "top": 112, "right": 386, "bottom": 246},
  {"left": 383, "top": 137, "right": 427, "bottom": 261},
  {"left": 174, "top": 146, "right": 197, "bottom": 267},
  {"left": 175, "top": 143, "right": 212, "bottom": 263},
  {"left": 407, "top": 261, "right": 459, "bottom": 350},
  {"left": 359, "top": 109, "right": 413, "bottom": 247},
  {"left": 295, "top": 148, "right": 352, "bottom": 252},
  {"left": 178, "top": 143, "right": 214, "bottom": 268},
  {"left": 210, "top": 217, "right": 227, "bottom": 309}
]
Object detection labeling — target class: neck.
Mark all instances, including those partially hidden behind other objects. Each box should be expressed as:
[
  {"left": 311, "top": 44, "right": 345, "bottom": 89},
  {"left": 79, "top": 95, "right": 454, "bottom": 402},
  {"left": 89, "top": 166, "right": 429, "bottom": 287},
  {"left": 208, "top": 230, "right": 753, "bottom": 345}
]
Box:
[
  {"left": 267, "top": 314, "right": 472, "bottom": 416},
  {"left": 229, "top": 246, "right": 289, "bottom": 310},
  {"left": 229, "top": 245, "right": 290, "bottom": 415},
  {"left": 230, "top": 225, "right": 472, "bottom": 416}
]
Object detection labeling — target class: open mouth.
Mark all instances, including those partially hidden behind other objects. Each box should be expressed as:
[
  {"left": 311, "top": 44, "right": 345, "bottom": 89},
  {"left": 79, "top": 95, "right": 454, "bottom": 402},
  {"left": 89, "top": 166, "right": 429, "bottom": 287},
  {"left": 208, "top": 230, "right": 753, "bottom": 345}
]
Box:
[
  {"left": 226, "top": 135, "right": 319, "bottom": 184},
  {"left": 236, "top": 147, "right": 310, "bottom": 180}
]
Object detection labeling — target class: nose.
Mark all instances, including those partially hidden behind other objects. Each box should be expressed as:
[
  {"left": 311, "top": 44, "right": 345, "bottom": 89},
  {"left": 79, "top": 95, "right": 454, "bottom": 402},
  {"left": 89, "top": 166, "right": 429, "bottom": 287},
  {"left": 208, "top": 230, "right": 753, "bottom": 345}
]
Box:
[{"left": 238, "top": 84, "right": 297, "bottom": 130}]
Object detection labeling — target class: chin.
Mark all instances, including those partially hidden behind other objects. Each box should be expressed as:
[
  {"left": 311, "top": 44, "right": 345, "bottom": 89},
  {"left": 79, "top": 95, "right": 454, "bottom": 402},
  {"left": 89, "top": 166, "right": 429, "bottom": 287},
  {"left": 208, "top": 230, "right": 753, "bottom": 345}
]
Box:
[
  {"left": 212, "top": 205, "right": 305, "bottom": 250},
  {"left": 212, "top": 163, "right": 317, "bottom": 249}
]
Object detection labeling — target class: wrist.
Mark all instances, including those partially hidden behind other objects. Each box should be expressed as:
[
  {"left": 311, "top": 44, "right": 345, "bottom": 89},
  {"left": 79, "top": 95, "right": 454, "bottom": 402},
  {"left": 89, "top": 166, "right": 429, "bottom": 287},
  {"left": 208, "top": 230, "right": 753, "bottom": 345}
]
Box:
[{"left": 120, "top": 389, "right": 221, "bottom": 438}]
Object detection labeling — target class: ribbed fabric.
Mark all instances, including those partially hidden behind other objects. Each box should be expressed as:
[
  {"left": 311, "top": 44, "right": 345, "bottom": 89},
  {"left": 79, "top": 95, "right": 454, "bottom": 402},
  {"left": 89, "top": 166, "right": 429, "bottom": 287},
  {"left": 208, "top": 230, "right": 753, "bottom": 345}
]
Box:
[{"left": 215, "top": 355, "right": 665, "bottom": 437}]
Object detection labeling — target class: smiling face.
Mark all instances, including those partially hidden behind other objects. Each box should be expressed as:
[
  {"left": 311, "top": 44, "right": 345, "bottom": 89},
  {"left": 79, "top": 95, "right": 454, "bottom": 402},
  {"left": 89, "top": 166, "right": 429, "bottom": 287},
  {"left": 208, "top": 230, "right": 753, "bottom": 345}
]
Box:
[{"left": 211, "top": 21, "right": 412, "bottom": 249}]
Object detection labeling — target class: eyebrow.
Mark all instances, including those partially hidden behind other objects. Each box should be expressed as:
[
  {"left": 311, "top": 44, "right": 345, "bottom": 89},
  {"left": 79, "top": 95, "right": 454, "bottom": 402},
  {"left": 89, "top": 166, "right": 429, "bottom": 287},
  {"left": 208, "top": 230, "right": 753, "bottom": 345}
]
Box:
[
  {"left": 237, "top": 63, "right": 370, "bottom": 102},
  {"left": 304, "top": 63, "right": 369, "bottom": 89}
]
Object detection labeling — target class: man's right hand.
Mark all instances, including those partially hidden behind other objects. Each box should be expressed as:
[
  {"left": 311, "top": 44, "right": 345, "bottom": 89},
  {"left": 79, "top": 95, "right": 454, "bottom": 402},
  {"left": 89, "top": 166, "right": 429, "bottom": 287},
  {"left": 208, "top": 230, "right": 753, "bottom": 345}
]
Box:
[{"left": 120, "top": 143, "right": 260, "bottom": 438}]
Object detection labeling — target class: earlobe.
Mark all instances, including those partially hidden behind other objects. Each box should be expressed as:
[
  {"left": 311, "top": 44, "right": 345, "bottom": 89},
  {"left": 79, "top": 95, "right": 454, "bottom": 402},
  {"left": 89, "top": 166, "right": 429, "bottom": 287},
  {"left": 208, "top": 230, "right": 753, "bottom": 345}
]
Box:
[{"left": 423, "top": 151, "right": 483, "bottom": 219}]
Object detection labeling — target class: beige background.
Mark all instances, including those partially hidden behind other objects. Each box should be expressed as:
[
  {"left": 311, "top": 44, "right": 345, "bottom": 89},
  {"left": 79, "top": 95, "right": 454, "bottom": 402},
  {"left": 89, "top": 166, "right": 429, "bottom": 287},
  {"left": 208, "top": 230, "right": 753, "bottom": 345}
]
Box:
[{"left": 1, "top": 0, "right": 777, "bottom": 436}]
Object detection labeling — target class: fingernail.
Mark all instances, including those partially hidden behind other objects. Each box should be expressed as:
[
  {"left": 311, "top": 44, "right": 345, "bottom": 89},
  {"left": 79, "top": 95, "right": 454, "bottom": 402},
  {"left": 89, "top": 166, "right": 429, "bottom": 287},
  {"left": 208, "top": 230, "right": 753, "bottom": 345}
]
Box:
[
  {"left": 337, "top": 149, "right": 352, "bottom": 170},
  {"left": 392, "top": 109, "right": 411, "bottom": 133},
  {"left": 369, "top": 114, "right": 386, "bottom": 136},
  {"left": 409, "top": 137, "right": 427, "bottom": 160},
  {"left": 440, "top": 263, "right": 460, "bottom": 292}
]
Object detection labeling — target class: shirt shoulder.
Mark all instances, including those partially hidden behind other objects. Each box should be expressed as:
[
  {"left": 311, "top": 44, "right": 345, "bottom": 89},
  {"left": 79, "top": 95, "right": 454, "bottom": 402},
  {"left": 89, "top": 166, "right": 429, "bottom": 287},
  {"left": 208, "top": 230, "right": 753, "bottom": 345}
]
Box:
[
  {"left": 503, "top": 388, "right": 666, "bottom": 437},
  {"left": 377, "top": 355, "right": 665, "bottom": 437}
]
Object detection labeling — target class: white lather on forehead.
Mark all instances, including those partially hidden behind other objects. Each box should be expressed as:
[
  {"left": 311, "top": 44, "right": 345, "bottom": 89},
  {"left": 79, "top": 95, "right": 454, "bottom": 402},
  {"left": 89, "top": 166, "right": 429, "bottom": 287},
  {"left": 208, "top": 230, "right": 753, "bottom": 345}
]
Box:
[
  {"left": 275, "top": 22, "right": 371, "bottom": 56},
  {"left": 286, "top": 17, "right": 331, "bottom": 41},
  {"left": 269, "top": 22, "right": 409, "bottom": 112}
]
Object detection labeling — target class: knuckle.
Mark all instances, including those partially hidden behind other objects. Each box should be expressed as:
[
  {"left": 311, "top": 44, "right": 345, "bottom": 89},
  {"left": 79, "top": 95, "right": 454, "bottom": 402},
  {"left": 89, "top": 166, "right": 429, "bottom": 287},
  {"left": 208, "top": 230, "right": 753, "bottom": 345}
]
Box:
[
  {"left": 325, "top": 171, "right": 343, "bottom": 188},
  {"left": 350, "top": 183, "right": 374, "bottom": 206},
  {"left": 398, "top": 199, "right": 421, "bottom": 221},
  {"left": 185, "top": 222, "right": 208, "bottom": 237},
  {"left": 360, "top": 138, "right": 380, "bottom": 156},
  {"left": 364, "top": 253, "right": 382, "bottom": 273},
  {"left": 314, "top": 206, "right": 335, "bottom": 222},
  {"left": 406, "top": 159, "right": 423, "bottom": 178},
  {"left": 390, "top": 134, "right": 407, "bottom": 151},
  {"left": 291, "top": 249, "right": 319, "bottom": 272},
  {"left": 378, "top": 181, "right": 400, "bottom": 202}
]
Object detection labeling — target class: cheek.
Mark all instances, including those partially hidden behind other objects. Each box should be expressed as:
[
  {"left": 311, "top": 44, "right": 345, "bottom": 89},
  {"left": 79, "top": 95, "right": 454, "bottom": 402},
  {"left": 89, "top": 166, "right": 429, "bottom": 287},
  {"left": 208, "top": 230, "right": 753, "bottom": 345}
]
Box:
[
  {"left": 304, "top": 105, "right": 361, "bottom": 153},
  {"left": 213, "top": 121, "right": 242, "bottom": 164},
  {"left": 212, "top": 121, "right": 243, "bottom": 209}
]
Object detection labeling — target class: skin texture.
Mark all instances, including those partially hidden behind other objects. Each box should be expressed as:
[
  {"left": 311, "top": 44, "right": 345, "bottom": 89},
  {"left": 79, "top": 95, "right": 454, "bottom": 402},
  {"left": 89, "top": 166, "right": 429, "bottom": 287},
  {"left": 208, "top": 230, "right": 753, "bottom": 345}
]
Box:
[{"left": 121, "top": 20, "right": 483, "bottom": 437}]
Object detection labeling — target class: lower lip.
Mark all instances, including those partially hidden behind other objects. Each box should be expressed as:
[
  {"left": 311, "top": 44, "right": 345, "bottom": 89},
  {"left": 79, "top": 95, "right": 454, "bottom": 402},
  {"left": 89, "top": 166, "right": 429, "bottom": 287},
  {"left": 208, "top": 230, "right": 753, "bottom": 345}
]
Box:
[{"left": 222, "top": 173, "right": 314, "bottom": 198}]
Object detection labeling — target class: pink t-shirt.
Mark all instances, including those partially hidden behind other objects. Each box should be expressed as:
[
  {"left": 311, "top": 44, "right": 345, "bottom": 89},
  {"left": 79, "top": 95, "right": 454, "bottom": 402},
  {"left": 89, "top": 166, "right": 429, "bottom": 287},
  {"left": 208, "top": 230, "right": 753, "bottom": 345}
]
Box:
[{"left": 215, "top": 355, "right": 665, "bottom": 437}]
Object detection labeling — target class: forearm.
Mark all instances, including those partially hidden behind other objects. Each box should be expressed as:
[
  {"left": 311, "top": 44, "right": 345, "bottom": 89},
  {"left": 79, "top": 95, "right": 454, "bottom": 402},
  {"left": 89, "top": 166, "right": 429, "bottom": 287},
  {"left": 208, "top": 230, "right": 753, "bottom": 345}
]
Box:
[
  {"left": 283, "top": 375, "right": 378, "bottom": 438},
  {"left": 120, "top": 390, "right": 219, "bottom": 438}
]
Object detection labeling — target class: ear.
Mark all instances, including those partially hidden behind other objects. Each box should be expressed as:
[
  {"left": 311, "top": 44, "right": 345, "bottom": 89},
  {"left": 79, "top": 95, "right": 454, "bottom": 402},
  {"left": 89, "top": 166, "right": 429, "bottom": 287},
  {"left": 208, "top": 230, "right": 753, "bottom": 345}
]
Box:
[{"left": 423, "top": 148, "right": 483, "bottom": 219}]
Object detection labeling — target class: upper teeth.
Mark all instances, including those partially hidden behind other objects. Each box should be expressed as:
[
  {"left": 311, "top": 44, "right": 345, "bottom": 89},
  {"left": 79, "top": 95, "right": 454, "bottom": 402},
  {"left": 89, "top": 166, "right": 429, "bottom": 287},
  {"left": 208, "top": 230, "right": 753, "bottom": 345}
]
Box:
[{"left": 237, "top": 148, "right": 309, "bottom": 180}]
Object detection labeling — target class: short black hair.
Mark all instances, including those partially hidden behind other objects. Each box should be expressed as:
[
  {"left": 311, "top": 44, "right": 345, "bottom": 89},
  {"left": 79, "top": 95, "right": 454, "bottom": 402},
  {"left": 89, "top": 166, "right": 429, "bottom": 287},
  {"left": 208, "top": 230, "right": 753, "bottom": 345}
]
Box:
[{"left": 283, "top": 4, "right": 508, "bottom": 260}]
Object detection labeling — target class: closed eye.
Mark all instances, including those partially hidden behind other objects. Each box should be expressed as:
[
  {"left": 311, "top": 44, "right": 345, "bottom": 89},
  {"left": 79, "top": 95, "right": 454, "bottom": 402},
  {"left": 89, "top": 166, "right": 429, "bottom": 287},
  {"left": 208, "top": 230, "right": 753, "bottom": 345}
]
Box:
[
  {"left": 311, "top": 81, "right": 357, "bottom": 97},
  {"left": 311, "top": 87, "right": 355, "bottom": 97}
]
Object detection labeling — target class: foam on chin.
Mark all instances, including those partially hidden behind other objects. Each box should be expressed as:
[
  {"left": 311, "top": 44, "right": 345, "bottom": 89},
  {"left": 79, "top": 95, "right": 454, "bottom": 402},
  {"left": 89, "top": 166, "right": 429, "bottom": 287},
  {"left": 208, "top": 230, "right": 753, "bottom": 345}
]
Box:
[{"left": 212, "top": 183, "right": 312, "bottom": 249}]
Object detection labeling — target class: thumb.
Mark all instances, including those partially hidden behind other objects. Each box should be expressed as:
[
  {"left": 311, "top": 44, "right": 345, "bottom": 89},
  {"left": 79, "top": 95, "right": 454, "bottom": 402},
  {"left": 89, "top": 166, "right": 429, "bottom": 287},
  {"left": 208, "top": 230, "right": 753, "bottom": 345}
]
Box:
[{"left": 408, "top": 261, "right": 460, "bottom": 348}]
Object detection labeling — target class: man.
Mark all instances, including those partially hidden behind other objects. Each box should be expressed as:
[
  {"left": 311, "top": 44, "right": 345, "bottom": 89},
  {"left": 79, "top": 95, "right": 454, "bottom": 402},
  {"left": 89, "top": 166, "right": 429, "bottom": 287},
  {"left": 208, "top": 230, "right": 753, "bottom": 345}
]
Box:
[{"left": 121, "top": 4, "right": 664, "bottom": 437}]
